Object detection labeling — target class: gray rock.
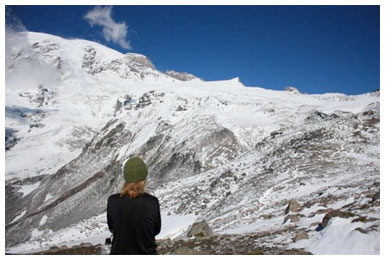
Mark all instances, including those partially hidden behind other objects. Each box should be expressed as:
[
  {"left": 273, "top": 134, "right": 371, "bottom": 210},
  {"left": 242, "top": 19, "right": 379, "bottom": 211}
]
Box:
[
  {"left": 285, "top": 200, "right": 303, "bottom": 215},
  {"left": 283, "top": 214, "right": 305, "bottom": 224},
  {"left": 171, "top": 246, "right": 199, "bottom": 255},
  {"left": 292, "top": 231, "right": 308, "bottom": 242},
  {"left": 187, "top": 221, "right": 214, "bottom": 238},
  {"left": 284, "top": 86, "right": 300, "bottom": 94},
  {"left": 165, "top": 70, "right": 200, "bottom": 81},
  {"left": 321, "top": 210, "right": 355, "bottom": 228},
  {"left": 371, "top": 191, "right": 380, "bottom": 203}
]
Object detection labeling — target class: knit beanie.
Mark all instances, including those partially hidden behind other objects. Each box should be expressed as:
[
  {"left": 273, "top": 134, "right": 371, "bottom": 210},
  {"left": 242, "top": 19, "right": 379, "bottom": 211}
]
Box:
[{"left": 123, "top": 157, "right": 148, "bottom": 183}]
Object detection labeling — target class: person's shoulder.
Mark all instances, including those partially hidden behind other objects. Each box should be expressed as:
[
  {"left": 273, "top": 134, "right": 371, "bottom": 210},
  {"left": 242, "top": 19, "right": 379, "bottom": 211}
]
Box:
[
  {"left": 108, "top": 193, "right": 121, "bottom": 201},
  {"left": 143, "top": 193, "right": 159, "bottom": 203}
]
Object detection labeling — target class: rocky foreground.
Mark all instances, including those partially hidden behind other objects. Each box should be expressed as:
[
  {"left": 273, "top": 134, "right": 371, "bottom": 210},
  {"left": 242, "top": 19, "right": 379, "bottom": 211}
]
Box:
[
  {"left": 30, "top": 233, "right": 311, "bottom": 255},
  {"left": 26, "top": 185, "right": 380, "bottom": 255}
]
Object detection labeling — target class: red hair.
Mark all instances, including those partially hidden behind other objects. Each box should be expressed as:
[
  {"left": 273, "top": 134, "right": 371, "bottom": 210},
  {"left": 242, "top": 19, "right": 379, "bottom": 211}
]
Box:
[{"left": 120, "top": 181, "right": 146, "bottom": 198}]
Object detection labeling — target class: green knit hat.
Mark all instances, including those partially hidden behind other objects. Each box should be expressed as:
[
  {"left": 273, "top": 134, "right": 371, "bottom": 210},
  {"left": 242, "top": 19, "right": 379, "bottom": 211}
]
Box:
[{"left": 123, "top": 157, "right": 148, "bottom": 183}]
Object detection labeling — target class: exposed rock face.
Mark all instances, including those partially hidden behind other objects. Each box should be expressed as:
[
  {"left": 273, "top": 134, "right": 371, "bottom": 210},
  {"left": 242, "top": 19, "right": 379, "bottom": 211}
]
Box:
[
  {"left": 5, "top": 122, "right": 131, "bottom": 246},
  {"left": 165, "top": 70, "right": 200, "bottom": 81},
  {"left": 5, "top": 106, "right": 47, "bottom": 152},
  {"left": 124, "top": 53, "right": 156, "bottom": 70},
  {"left": 147, "top": 124, "right": 242, "bottom": 186},
  {"left": 16, "top": 86, "right": 56, "bottom": 108},
  {"left": 81, "top": 46, "right": 162, "bottom": 80},
  {"left": 321, "top": 210, "right": 355, "bottom": 228},
  {"left": 30, "top": 40, "right": 63, "bottom": 69},
  {"left": 5, "top": 127, "right": 19, "bottom": 151},
  {"left": 82, "top": 46, "right": 103, "bottom": 75},
  {"left": 105, "top": 53, "right": 158, "bottom": 79}
]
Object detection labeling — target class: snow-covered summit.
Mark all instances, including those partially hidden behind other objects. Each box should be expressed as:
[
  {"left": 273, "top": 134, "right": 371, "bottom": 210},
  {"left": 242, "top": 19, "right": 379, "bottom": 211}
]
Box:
[{"left": 6, "top": 31, "right": 180, "bottom": 82}]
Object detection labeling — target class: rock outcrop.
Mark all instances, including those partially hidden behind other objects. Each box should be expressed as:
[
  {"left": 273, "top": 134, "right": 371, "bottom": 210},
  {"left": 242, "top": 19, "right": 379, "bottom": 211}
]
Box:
[
  {"left": 165, "top": 70, "right": 200, "bottom": 81},
  {"left": 285, "top": 200, "right": 303, "bottom": 215},
  {"left": 186, "top": 221, "right": 214, "bottom": 238}
]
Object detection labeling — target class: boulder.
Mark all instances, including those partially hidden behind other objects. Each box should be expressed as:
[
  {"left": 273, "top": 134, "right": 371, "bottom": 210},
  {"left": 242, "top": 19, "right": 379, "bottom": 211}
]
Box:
[
  {"left": 187, "top": 220, "right": 214, "bottom": 238},
  {"left": 283, "top": 214, "right": 305, "bottom": 224},
  {"left": 284, "top": 200, "right": 303, "bottom": 215},
  {"left": 371, "top": 191, "right": 380, "bottom": 203},
  {"left": 309, "top": 222, "right": 321, "bottom": 228},
  {"left": 321, "top": 210, "right": 355, "bottom": 228},
  {"left": 354, "top": 227, "right": 368, "bottom": 234},
  {"left": 315, "top": 208, "right": 333, "bottom": 214},
  {"left": 293, "top": 231, "right": 308, "bottom": 242}
]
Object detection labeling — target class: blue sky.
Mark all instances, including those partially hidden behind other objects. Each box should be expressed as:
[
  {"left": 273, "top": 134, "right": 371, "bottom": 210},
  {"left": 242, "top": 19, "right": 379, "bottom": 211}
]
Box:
[{"left": 5, "top": 5, "right": 380, "bottom": 94}]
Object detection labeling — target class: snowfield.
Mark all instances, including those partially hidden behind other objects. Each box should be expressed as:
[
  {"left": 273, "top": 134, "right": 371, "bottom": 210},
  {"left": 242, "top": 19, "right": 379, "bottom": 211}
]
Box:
[{"left": 5, "top": 31, "right": 380, "bottom": 255}]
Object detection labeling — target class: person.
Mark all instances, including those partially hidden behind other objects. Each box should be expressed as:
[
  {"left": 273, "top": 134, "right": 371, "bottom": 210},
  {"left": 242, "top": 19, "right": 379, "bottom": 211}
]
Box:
[{"left": 107, "top": 157, "right": 161, "bottom": 255}]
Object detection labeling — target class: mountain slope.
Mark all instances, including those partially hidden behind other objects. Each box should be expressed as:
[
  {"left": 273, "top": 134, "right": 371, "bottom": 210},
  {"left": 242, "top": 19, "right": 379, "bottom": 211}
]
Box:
[
  {"left": 5, "top": 31, "right": 380, "bottom": 254},
  {"left": 5, "top": 31, "right": 180, "bottom": 181}
]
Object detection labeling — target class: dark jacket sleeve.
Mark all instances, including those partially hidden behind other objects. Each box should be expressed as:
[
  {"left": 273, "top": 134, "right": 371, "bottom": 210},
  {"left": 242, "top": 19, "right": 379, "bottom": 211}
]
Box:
[
  {"left": 107, "top": 196, "right": 114, "bottom": 233},
  {"left": 154, "top": 197, "right": 161, "bottom": 236}
]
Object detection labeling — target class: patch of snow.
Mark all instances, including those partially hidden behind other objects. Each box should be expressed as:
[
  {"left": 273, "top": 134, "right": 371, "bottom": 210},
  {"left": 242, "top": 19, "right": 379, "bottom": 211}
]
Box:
[
  {"left": 44, "top": 193, "right": 53, "bottom": 202},
  {"left": 220, "top": 215, "right": 283, "bottom": 235},
  {"left": 156, "top": 213, "right": 197, "bottom": 239},
  {"left": 31, "top": 228, "right": 44, "bottom": 239},
  {"left": 18, "top": 182, "right": 40, "bottom": 197},
  {"left": 39, "top": 215, "right": 48, "bottom": 226},
  {"left": 304, "top": 217, "right": 379, "bottom": 254},
  {"left": 11, "top": 209, "right": 27, "bottom": 224}
]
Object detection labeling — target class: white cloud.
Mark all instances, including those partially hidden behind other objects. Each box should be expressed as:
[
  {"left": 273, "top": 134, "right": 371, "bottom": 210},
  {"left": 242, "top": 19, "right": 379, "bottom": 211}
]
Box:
[
  {"left": 84, "top": 6, "right": 132, "bottom": 50},
  {"left": 5, "top": 7, "right": 27, "bottom": 32}
]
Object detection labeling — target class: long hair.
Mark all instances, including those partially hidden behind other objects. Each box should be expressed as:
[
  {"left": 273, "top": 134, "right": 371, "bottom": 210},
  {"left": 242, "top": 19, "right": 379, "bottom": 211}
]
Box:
[{"left": 120, "top": 180, "right": 146, "bottom": 198}]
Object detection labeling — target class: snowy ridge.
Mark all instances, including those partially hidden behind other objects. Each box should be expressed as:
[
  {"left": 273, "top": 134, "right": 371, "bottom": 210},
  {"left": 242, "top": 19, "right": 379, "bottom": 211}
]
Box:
[{"left": 5, "top": 31, "right": 380, "bottom": 254}]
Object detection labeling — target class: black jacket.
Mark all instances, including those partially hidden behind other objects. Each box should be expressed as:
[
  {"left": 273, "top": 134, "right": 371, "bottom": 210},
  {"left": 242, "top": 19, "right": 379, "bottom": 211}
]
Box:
[{"left": 107, "top": 193, "right": 161, "bottom": 254}]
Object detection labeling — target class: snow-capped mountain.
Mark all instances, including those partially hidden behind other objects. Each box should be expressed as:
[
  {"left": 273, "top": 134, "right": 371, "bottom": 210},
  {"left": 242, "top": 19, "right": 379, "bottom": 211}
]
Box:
[{"left": 5, "top": 31, "right": 380, "bottom": 254}]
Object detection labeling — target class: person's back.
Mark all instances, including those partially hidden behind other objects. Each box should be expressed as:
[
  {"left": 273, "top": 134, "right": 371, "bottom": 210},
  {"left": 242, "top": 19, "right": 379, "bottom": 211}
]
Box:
[{"left": 107, "top": 157, "right": 161, "bottom": 255}]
